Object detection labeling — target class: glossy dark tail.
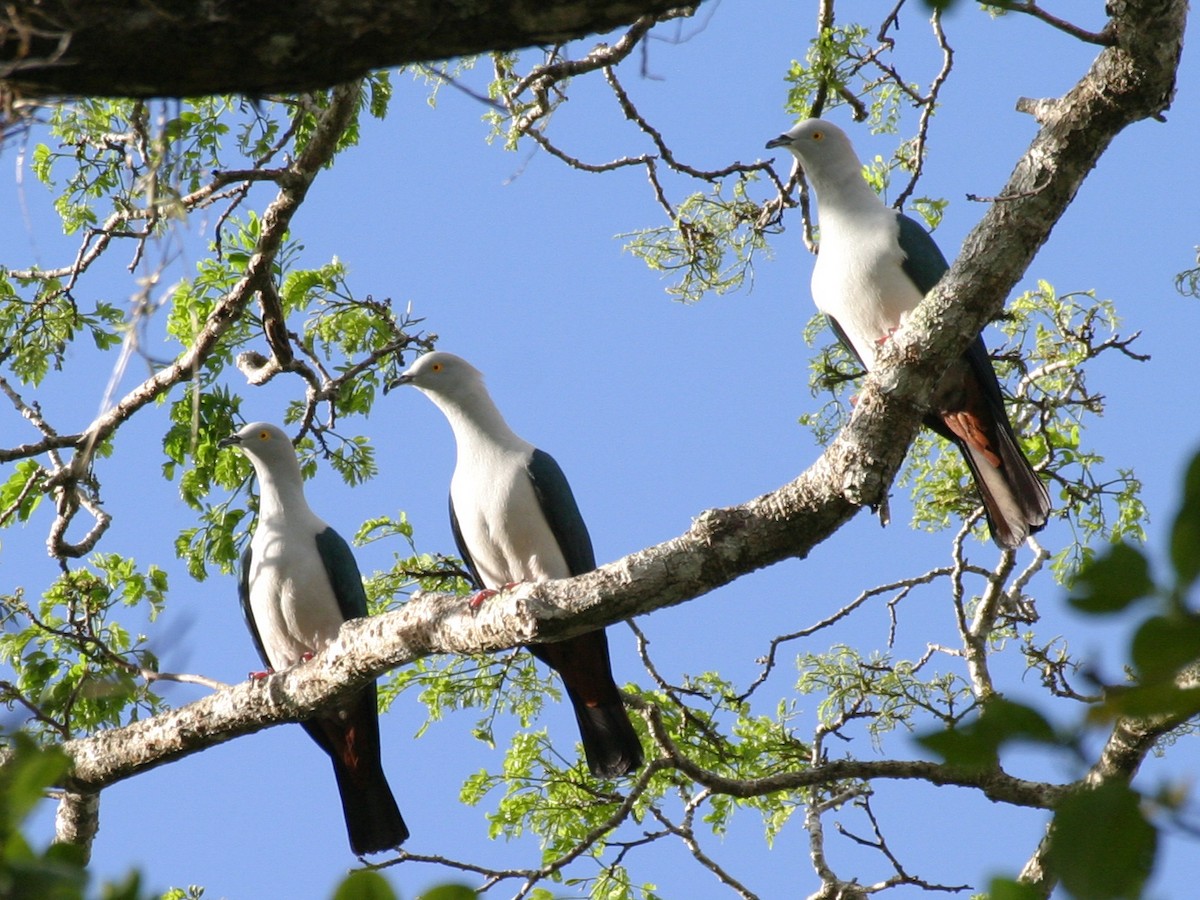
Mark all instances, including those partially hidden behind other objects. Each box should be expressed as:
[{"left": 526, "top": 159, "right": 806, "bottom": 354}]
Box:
[
  {"left": 529, "top": 630, "right": 643, "bottom": 778},
  {"left": 303, "top": 685, "right": 409, "bottom": 855},
  {"left": 955, "top": 423, "right": 1051, "bottom": 550},
  {"left": 568, "top": 692, "right": 645, "bottom": 778},
  {"left": 329, "top": 752, "right": 409, "bottom": 856},
  {"left": 928, "top": 341, "right": 1051, "bottom": 550}
]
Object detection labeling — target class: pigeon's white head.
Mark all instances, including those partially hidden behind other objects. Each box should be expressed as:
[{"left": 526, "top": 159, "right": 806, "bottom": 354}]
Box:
[
  {"left": 393, "top": 351, "right": 486, "bottom": 402},
  {"left": 392, "top": 350, "right": 518, "bottom": 441},
  {"left": 765, "top": 118, "right": 863, "bottom": 192},
  {"left": 219, "top": 421, "right": 297, "bottom": 471}
]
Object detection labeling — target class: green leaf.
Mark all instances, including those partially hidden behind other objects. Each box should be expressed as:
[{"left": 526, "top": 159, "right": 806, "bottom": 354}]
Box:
[
  {"left": 0, "top": 736, "right": 71, "bottom": 831},
  {"left": 31, "top": 143, "right": 54, "bottom": 184},
  {"left": 330, "top": 870, "right": 397, "bottom": 900},
  {"left": 1129, "top": 613, "right": 1200, "bottom": 683},
  {"left": 98, "top": 871, "right": 147, "bottom": 900},
  {"left": 420, "top": 886, "right": 477, "bottom": 900},
  {"left": 1169, "top": 450, "right": 1200, "bottom": 591},
  {"left": 1046, "top": 781, "right": 1156, "bottom": 900},
  {"left": 985, "top": 877, "right": 1043, "bottom": 900},
  {"left": 1068, "top": 542, "right": 1155, "bottom": 614},
  {"left": 917, "top": 698, "right": 1057, "bottom": 771},
  {"left": 0, "top": 460, "right": 45, "bottom": 523},
  {"left": 1092, "top": 682, "right": 1200, "bottom": 722}
]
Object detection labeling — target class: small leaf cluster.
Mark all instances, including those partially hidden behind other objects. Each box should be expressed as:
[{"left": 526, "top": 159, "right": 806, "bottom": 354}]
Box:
[
  {"left": 784, "top": 24, "right": 873, "bottom": 121},
  {"left": 0, "top": 270, "right": 124, "bottom": 389},
  {"left": 390, "top": 651, "right": 555, "bottom": 746},
  {"left": 621, "top": 176, "right": 773, "bottom": 304},
  {"left": 0, "top": 555, "right": 167, "bottom": 740},
  {"left": 799, "top": 644, "right": 974, "bottom": 749}
]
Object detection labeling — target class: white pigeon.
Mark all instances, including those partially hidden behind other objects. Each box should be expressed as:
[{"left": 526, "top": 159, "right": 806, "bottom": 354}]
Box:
[
  {"left": 220, "top": 422, "right": 408, "bottom": 854},
  {"left": 393, "top": 352, "right": 643, "bottom": 778},
  {"left": 767, "top": 118, "right": 1050, "bottom": 548}
]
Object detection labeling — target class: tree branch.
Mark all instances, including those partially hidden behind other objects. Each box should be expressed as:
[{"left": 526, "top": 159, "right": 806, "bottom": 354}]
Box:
[
  {"left": 36, "top": 82, "right": 361, "bottom": 557},
  {"left": 52, "top": 789, "right": 99, "bottom": 861},
  {"left": 1, "top": 1, "right": 700, "bottom": 99}
]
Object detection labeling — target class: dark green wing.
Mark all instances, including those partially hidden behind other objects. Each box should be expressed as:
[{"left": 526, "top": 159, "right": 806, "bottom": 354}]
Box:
[
  {"left": 237, "top": 544, "right": 270, "bottom": 668},
  {"left": 527, "top": 448, "right": 596, "bottom": 577},
  {"left": 449, "top": 494, "right": 485, "bottom": 589},
  {"left": 896, "top": 212, "right": 950, "bottom": 295},
  {"left": 827, "top": 314, "right": 866, "bottom": 369},
  {"left": 314, "top": 526, "right": 369, "bottom": 621}
]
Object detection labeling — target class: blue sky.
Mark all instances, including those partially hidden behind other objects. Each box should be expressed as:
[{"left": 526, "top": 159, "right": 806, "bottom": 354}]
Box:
[{"left": 4, "top": 2, "right": 1200, "bottom": 897}]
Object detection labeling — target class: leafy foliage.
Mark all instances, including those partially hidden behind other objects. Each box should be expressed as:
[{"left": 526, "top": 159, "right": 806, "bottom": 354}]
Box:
[
  {"left": 621, "top": 177, "right": 773, "bottom": 303},
  {"left": 0, "top": 556, "right": 168, "bottom": 740},
  {"left": 0, "top": 735, "right": 156, "bottom": 899},
  {"left": 918, "top": 447, "right": 1200, "bottom": 896}
]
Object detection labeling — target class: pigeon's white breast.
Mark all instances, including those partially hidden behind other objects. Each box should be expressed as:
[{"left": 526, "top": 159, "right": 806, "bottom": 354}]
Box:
[
  {"left": 248, "top": 524, "right": 344, "bottom": 668},
  {"left": 811, "top": 211, "right": 924, "bottom": 367},
  {"left": 451, "top": 443, "right": 569, "bottom": 587}
]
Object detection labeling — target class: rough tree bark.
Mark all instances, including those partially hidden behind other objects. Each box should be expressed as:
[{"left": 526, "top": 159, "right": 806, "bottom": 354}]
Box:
[{"left": 1, "top": 0, "right": 697, "bottom": 98}]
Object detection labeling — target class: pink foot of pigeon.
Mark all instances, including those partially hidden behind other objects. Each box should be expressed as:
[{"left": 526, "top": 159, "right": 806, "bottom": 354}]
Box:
[{"left": 468, "top": 582, "right": 522, "bottom": 610}]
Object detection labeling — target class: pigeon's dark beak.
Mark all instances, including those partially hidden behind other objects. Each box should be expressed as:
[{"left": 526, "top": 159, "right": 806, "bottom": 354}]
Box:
[
  {"left": 765, "top": 134, "right": 790, "bottom": 150},
  {"left": 217, "top": 434, "right": 242, "bottom": 449},
  {"left": 383, "top": 373, "right": 414, "bottom": 395}
]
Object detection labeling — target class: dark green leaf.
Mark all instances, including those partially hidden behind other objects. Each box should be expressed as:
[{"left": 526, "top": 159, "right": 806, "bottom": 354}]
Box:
[
  {"left": 918, "top": 724, "right": 998, "bottom": 770},
  {"left": 1169, "top": 451, "right": 1200, "bottom": 591},
  {"left": 1130, "top": 613, "right": 1200, "bottom": 682},
  {"left": 917, "top": 698, "right": 1057, "bottom": 770},
  {"left": 1068, "top": 543, "right": 1155, "bottom": 614},
  {"left": 331, "top": 869, "right": 398, "bottom": 900},
  {"left": 420, "top": 886, "right": 477, "bottom": 900},
  {"left": 98, "top": 871, "right": 146, "bottom": 900},
  {"left": 0, "top": 737, "right": 71, "bottom": 830},
  {"left": 1046, "top": 781, "right": 1156, "bottom": 900},
  {"left": 986, "top": 877, "right": 1042, "bottom": 900},
  {"left": 1092, "top": 683, "right": 1200, "bottom": 722},
  {"left": 980, "top": 697, "right": 1057, "bottom": 743}
]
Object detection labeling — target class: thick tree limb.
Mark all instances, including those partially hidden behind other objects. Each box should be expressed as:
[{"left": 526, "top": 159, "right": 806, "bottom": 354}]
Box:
[
  {"left": 61, "top": 570, "right": 1067, "bottom": 819},
  {"left": 52, "top": 790, "right": 99, "bottom": 863},
  {"left": 874, "top": 0, "right": 1184, "bottom": 421},
  {"left": 1, "top": 1, "right": 697, "bottom": 99}
]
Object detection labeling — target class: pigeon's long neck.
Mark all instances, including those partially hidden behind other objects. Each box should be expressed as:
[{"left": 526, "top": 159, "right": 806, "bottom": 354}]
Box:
[
  {"left": 433, "top": 381, "right": 527, "bottom": 455},
  {"left": 809, "top": 158, "right": 885, "bottom": 227},
  {"left": 251, "top": 457, "right": 315, "bottom": 528}
]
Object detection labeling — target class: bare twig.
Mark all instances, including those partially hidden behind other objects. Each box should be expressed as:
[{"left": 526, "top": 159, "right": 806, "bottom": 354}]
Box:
[{"left": 982, "top": 1, "right": 1115, "bottom": 46}]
